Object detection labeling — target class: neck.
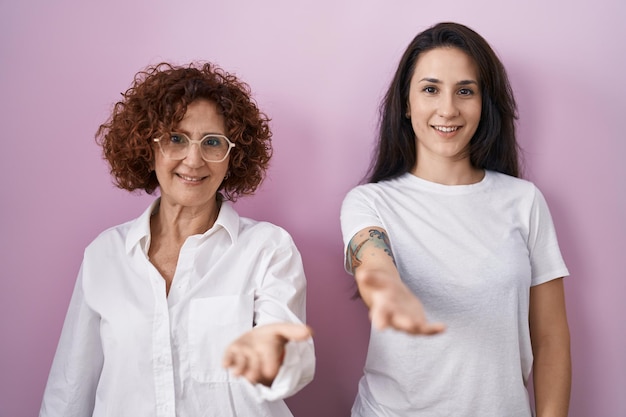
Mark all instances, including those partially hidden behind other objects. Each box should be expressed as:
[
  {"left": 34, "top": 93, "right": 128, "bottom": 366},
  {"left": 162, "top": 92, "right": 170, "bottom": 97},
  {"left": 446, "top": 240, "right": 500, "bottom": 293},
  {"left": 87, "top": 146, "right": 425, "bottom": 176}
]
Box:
[
  {"left": 151, "top": 198, "right": 220, "bottom": 243},
  {"left": 412, "top": 156, "right": 484, "bottom": 185}
]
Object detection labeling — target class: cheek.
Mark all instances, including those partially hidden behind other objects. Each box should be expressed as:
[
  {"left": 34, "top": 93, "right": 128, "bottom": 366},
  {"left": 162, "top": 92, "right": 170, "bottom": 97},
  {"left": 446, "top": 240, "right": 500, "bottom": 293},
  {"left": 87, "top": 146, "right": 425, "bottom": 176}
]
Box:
[
  {"left": 153, "top": 151, "right": 165, "bottom": 171},
  {"left": 407, "top": 95, "right": 434, "bottom": 122},
  {"left": 153, "top": 154, "right": 177, "bottom": 180},
  {"left": 409, "top": 120, "right": 430, "bottom": 143},
  {"left": 465, "top": 108, "right": 482, "bottom": 138},
  {"left": 215, "top": 159, "right": 230, "bottom": 179},
  {"left": 469, "top": 101, "right": 482, "bottom": 124}
]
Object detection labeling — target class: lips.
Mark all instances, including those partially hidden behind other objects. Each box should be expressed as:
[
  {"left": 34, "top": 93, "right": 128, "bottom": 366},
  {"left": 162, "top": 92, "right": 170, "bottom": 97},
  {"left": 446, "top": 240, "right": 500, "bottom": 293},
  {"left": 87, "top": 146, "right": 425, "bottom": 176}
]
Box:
[{"left": 177, "top": 174, "right": 206, "bottom": 182}]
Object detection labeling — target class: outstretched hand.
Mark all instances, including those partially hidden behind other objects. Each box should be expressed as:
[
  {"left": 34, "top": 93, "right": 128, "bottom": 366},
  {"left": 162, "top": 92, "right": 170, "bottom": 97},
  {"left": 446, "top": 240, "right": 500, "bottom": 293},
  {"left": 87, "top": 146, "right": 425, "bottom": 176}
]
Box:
[
  {"left": 223, "top": 323, "right": 313, "bottom": 387},
  {"left": 347, "top": 227, "right": 445, "bottom": 336},
  {"left": 357, "top": 269, "right": 446, "bottom": 335}
]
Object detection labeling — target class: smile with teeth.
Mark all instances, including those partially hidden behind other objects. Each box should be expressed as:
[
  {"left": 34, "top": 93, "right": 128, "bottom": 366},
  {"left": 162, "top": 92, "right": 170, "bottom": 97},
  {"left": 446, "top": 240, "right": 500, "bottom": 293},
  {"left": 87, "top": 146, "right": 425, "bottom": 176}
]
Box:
[
  {"left": 433, "top": 125, "right": 460, "bottom": 133},
  {"left": 177, "top": 174, "right": 206, "bottom": 182}
]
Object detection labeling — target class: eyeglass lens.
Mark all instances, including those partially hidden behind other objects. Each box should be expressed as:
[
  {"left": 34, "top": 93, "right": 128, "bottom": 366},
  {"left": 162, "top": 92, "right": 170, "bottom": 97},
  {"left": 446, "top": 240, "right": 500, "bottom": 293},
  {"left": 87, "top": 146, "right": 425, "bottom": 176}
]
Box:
[{"left": 161, "top": 133, "right": 231, "bottom": 161}]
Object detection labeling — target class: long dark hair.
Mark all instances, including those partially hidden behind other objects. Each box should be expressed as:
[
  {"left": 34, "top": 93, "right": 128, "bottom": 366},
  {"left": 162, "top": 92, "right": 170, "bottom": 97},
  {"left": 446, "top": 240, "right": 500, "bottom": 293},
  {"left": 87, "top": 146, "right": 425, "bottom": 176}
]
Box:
[{"left": 367, "top": 22, "right": 520, "bottom": 183}]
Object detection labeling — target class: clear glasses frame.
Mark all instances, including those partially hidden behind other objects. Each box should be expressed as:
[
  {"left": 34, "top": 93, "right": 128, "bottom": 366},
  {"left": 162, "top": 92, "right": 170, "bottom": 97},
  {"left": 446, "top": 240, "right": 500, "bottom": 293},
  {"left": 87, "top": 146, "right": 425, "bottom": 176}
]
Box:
[{"left": 153, "top": 132, "right": 236, "bottom": 163}]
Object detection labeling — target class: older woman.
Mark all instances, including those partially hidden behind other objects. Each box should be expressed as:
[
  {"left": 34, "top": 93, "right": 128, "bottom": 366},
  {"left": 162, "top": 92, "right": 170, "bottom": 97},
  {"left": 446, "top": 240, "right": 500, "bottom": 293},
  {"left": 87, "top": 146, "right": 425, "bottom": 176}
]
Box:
[{"left": 40, "top": 62, "right": 315, "bottom": 417}]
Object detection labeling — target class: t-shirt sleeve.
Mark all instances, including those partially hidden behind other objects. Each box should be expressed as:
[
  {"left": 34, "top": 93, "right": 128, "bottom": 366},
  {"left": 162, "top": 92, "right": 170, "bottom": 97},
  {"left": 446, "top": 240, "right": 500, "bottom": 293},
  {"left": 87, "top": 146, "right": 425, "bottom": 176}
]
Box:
[
  {"left": 340, "top": 186, "right": 385, "bottom": 259},
  {"left": 527, "top": 186, "right": 570, "bottom": 286}
]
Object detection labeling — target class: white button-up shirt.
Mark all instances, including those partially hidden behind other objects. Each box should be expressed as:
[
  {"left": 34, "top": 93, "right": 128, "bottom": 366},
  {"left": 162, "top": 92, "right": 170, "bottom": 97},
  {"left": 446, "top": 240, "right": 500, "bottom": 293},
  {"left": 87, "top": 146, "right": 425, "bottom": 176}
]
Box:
[{"left": 40, "top": 199, "right": 315, "bottom": 417}]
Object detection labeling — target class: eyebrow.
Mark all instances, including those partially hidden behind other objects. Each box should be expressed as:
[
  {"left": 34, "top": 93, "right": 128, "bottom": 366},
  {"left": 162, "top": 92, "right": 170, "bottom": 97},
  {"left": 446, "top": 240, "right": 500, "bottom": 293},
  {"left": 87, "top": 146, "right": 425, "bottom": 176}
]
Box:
[
  {"left": 173, "top": 130, "right": 225, "bottom": 137},
  {"left": 419, "top": 77, "right": 478, "bottom": 86}
]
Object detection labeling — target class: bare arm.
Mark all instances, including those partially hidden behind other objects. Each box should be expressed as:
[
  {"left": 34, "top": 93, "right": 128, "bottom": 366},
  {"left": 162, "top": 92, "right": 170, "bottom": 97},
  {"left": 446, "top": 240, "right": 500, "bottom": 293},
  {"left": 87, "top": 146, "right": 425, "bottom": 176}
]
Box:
[
  {"left": 347, "top": 227, "right": 445, "bottom": 335},
  {"left": 529, "top": 278, "right": 571, "bottom": 417}
]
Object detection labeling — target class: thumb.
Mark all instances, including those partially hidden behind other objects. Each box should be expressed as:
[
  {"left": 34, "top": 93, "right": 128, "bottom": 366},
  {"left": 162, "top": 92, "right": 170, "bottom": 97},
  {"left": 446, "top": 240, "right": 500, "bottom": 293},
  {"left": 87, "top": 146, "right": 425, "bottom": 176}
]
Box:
[{"left": 266, "top": 323, "right": 313, "bottom": 341}]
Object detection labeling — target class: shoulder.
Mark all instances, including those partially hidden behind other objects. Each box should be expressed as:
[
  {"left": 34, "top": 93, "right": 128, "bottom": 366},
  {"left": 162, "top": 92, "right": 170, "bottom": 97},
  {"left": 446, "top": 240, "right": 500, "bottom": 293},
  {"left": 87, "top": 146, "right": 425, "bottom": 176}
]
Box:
[
  {"left": 84, "top": 200, "right": 156, "bottom": 257},
  {"left": 344, "top": 175, "right": 408, "bottom": 202},
  {"left": 239, "top": 216, "right": 291, "bottom": 236},
  {"left": 486, "top": 172, "right": 555, "bottom": 220},
  {"left": 237, "top": 216, "right": 299, "bottom": 251},
  {"left": 84, "top": 220, "right": 134, "bottom": 256},
  {"left": 487, "top": 171, "right": 540, "bottom": 198}
]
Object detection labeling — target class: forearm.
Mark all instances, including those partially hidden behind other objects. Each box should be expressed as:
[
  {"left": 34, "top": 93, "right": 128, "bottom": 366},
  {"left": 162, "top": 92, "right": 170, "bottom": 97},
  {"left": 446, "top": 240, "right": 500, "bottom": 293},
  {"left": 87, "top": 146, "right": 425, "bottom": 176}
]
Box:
[
  {"left": 346, "top": 227, "right": 445, "bottom": 334},
  {"left": 529, "top": 278, "right": 571, "bottom": 417},
  {"left": 533, "top": 337, "right": 571, "bottom": 417}
]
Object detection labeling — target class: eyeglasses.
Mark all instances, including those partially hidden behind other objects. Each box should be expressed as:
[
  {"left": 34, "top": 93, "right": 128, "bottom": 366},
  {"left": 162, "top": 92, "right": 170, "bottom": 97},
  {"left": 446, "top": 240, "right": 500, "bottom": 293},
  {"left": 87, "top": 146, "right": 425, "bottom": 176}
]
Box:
[{"left": 153, "top": 132, "right": 235, "bottom": 163}]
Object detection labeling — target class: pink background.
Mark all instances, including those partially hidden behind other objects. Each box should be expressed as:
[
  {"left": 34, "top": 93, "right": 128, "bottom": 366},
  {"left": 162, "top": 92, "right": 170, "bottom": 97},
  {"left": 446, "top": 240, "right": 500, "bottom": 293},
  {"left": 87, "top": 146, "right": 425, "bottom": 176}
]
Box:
[{"left": 1, "top": 1, "right": 624, "bottom": 416}]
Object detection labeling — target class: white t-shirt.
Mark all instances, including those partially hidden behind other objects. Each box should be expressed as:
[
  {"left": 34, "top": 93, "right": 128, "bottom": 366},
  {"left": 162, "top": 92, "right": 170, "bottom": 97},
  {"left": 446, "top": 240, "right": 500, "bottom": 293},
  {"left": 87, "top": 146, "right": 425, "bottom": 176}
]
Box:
[
  {"left": 41, "top": 199, "right": 315, "bottom": 417},
  {"left": 341, "top": 171, "right": 569, "bottom": 417}
]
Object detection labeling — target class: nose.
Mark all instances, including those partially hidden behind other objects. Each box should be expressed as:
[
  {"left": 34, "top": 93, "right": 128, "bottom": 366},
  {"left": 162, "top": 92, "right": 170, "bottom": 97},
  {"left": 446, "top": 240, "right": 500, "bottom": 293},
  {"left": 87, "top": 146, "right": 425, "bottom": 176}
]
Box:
[
  {"left": 183, "top": 142, "right": 204, "bottom": 167},
  {"left": 438, "top": 94, "right": 460, "bottom": 118}
]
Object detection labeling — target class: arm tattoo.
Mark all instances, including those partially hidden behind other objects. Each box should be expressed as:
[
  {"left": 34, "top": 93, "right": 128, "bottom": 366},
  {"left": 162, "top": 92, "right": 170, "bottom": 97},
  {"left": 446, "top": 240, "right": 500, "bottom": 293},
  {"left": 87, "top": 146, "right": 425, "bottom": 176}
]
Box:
[{"left": 346, "top": 229, "right": 395, "bottom": 273}]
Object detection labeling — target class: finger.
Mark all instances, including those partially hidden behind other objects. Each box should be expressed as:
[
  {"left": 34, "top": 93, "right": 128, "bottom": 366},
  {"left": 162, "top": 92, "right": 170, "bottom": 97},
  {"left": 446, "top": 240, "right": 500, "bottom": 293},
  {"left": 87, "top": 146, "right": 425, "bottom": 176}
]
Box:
[
  {"left": 419, "top": 322, "right": 446, "bottom": 335},
  {"left": 222, "top": 343, "right": 242, "bottom": 369},
  {"left": 242, "top": 350, "right": 262, "bottom": 383},
  {"left": 229, "top": 348, "right": 249, "bottom": 376},
  {"left": 370, "top": 305, "right": 392, "bottom": 330},
  {"left": 222, "top": 349, "right": 234, "bottom": 368},
  {"left": 264, "top": 323, "right": 313, "bottom": 342},
  {"left": 390, "top": 309, "right": 422, "bottom": 332},
  {"left": 259, "top": 347, "right": 282, "bottom": 382},
  {"left": 401, "top": 318, "right": 446, "bottom": 335}
]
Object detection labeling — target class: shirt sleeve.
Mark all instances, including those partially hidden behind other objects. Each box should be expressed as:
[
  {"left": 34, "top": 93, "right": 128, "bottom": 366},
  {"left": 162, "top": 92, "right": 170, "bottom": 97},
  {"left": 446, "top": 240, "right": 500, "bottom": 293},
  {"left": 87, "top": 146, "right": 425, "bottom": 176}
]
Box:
[
  {"left": 40, "top": 263, "right": 104, "bottom": 417},
  {"left": 250, "top": 234, "right": 315, "bottom": 402},
  {"left": 528, "top": 186, "right": 570, "bottom": 286}
]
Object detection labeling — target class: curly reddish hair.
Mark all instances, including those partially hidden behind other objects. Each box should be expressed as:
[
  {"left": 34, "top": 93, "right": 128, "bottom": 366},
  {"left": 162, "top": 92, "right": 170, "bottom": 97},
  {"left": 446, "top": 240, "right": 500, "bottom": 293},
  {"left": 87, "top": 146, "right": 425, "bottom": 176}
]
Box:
[{"left": 96, "top": 62, "right": 272, "bottom": 200}]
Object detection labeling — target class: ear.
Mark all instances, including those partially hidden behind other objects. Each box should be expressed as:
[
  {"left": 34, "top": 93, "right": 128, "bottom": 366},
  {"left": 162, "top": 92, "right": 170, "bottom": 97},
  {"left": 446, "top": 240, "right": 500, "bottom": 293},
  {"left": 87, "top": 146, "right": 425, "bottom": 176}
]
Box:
[{"left": 405, "top": 103, "right": 411, "bottom": 119}]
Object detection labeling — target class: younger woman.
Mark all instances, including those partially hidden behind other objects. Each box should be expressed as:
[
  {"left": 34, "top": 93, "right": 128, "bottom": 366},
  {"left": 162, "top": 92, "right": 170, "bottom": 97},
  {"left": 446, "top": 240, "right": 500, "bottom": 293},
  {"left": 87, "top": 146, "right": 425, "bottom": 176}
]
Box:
[{"left": 341, "top": 22, "right": 570, "bottom": 416}]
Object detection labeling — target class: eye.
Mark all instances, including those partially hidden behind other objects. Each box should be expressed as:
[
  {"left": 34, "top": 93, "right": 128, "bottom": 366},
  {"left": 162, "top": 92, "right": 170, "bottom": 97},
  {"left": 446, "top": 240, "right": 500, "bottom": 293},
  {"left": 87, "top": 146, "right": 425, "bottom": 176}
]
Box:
[
  {"left": 458, "top": 88, "right": 475, "bottom": 96},
  {"left": 202, "top": 135, "right": 225, "bottom": 148},
  {"left": 423, "top": 86, "right": 437, "bottom": 94},
  {"left": 169, "top": 133, "right": 188, "bottom": 145}
]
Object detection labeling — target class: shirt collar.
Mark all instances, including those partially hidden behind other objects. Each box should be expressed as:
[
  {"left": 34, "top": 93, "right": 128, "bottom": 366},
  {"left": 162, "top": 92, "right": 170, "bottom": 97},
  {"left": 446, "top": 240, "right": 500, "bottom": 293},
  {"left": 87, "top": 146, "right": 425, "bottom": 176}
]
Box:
[
  {"left": 125, "top": 199, "right": 160, "bottom": 255},
  {"left": 124, "top": 198, "right": 240, "bottom": 254},
  {"left": 212, "top": 200, "right": 239, "bottom": 244}
]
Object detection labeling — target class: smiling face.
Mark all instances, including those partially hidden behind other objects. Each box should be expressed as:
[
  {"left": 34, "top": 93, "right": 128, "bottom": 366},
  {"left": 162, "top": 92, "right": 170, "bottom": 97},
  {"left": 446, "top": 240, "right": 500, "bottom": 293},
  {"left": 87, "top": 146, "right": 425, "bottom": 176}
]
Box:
[
  {"left": 154, "top": 99, "right": 229, "bottom": 211},
  {"left": 407, "top": 47, "right": 482, "bottom": 168}
]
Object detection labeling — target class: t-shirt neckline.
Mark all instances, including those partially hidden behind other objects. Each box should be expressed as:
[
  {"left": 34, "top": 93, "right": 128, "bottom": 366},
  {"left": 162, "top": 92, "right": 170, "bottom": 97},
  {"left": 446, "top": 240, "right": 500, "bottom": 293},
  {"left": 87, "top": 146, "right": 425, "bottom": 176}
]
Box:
[{"left": 398, "top": 170, "right": 492, "bottom": 195}]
